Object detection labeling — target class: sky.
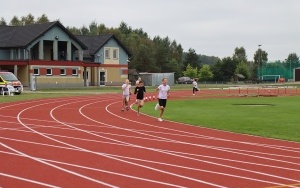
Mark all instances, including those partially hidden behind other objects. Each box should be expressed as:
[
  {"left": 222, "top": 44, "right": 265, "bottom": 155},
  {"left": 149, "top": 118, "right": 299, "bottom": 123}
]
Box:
[{"left": 1, "top": 0, "right": 300, "bottom": 61}]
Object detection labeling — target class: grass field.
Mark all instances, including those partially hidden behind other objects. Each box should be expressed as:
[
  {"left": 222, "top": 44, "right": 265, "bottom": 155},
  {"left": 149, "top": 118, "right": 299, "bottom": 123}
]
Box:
[
  {"left": 1, "top": 86, "right": 300, "bottom": 142},
  {"left": 141, "top": 96, "right": 300, "bottom": 142}
]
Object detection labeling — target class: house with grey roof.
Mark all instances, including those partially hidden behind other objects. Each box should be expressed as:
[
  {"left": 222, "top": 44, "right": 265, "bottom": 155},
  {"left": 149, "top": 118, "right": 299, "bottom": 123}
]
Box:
[
  {"left": 0, "top": 21, "right": 130, "bottom": 88},
  {"left": 76, "top": 34, "right": 131, "bottom": 86}
]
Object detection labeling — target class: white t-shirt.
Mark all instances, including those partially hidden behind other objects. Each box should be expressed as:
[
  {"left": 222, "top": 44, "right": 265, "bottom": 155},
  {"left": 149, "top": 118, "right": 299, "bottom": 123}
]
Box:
[
  {"left": 158, "top": 84, "right": 170, "bottom": 99},
  {"left": 122, "top": 84, "right": 131, "bottom": 96},
  {"left": 192, "top": 81, "right": 198, "bottom": 88}
]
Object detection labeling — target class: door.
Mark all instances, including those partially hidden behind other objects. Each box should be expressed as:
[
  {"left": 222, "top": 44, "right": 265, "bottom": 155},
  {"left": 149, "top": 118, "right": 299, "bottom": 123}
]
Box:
[
  {"left": 83, "top": 70, "right": 89, "bottom": 86},
  {"left": 99, "top": 71, "right": 106, "bottom": 86}
]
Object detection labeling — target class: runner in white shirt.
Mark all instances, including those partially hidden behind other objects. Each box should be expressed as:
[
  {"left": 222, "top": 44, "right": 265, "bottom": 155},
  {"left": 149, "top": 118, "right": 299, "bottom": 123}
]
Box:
[
  {"left": 121, "top": 79, "right": 132, "bottom": 111},
  {"left": 192, "top": 78, "right": 199, "bottom": 95},
  {"left": 155, "top": 78, "right": 170, "bottom": 122}
]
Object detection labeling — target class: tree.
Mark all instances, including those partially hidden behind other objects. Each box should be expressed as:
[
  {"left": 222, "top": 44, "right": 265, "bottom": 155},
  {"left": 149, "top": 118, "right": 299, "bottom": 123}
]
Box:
[
  {"left": 182, "top": 64, "right": 198, "bottom": 79},
  {"left": 235, "top": 62, "right": 251, "bottom": 80},
  {"left": 119, "top": 21, "right": 132, "bottom": 35},
  {"left": 67, "top": 26, "right": 82, "bottom": 35},
  {"left": 134, "top": 44, "right": 157, "bottom": 72},
  {"left": 9, "top": 16, "right": 22, "bottom": 26},
  {"left": 36, "top": 14, "right": 49, "bottom": 24},
  {"left": 253, "top": 48, "right": 268, "bottom": 78},
  {"left": 21, "top": 13, "right": 35, "bottom": 25},
  {"left": 286, "top": 53, "right": 299, "bottom": 64},
  {"left": 183, "top": 48, "right": 200, "bottom": 69},
  {"left": 199, "top": 64, "right": 213, "bottom": 81},
  {"left": 211, "top": 59, "right": 224, "bottom": 81},
  {"left": 80, "top": 25, "right": 89, "bottom": 35},
  {"left": 89, "top": 20, "right": 99, "bottom": 35},
  {"left": 221, "top": 57, "right": 236, "bottom": 82},
  {"left": 233, "top": 47, "right": 247, "bottom": 63},
  {"left": 0, "top": 17, "right": 7, "bottom": 25}
]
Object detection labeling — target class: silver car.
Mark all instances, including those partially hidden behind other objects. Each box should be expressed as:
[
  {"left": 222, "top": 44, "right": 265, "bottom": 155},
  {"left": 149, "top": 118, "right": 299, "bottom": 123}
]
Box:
[{"left": 178, "top": 77, "right": 193, "bottom": 84}]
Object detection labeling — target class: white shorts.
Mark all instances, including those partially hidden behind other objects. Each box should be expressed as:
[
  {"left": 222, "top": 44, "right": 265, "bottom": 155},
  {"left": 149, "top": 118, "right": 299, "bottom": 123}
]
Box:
[{"left": 123, "top": 95, "right": 130, "bottom": 102}]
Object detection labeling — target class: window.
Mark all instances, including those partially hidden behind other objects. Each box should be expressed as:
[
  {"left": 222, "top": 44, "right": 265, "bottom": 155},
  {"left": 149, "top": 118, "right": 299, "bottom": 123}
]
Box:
[
  {"left": 46, "top": 68, "right": 52, "bottom": 76},
  {"left": 33, "top": 68, "right": 39, "bottom": 75},
  {"left": 105, "top": 48, "right": 110, "bottom": 59},
  {"left": 113, "top": 49, "right": 119, "bottom": 60},
  {"left": 60, "top": 68, "right": 66, "bottom": 76},
  {"left": 72, "top": 68, "right": 78, "bottom": 76}
]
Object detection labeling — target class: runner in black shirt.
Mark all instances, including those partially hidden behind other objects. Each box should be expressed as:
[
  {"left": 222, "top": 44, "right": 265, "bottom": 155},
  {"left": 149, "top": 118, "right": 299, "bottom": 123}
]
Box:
[{"left": 134, "top": 81, "right": 146, "bottom": 116}]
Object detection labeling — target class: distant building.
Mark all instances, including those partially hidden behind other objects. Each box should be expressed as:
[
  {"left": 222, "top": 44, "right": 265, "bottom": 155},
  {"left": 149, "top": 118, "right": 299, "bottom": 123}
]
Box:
[
  {"left": 0, "top": 21, "right": 130, "bottom": 88},
  {"left": 139, "top": 72, "right": 174, "bottom": 86}
]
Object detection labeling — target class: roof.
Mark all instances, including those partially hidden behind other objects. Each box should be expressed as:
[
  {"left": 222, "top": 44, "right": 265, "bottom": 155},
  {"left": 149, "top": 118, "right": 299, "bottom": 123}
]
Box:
[
  {"left": 0, "top": 21, "right": 87, "bottom": 49},
  {"left": 75, "top": 34, "right": 131, "bottom": 57}
]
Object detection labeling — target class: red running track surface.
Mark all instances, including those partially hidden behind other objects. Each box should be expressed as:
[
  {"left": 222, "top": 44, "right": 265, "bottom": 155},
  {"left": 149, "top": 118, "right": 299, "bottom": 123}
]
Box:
[{"left": 0, "top": 91, "right": 300, "bottom": 188}]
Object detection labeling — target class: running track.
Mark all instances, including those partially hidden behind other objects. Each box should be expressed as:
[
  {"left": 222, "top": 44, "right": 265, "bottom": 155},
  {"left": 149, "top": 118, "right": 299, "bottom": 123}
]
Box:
[{"left": 1, "top": 90, "right": 300, "bottom": 188}]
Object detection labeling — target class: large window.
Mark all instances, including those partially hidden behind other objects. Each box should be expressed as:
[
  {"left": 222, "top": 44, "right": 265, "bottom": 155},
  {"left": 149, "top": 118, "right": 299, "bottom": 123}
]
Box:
[
  {"left": 33, "top": 68, "right": 39, "bottom": 75},
  {"left": 113, "top": 49, "right": 119, "bottom": 60},
  {"left": 105, "top": 48, "right": 110, "bottom": 59},
  {"left": 46, "top": 68, "right": 52, "bottom": 76}
]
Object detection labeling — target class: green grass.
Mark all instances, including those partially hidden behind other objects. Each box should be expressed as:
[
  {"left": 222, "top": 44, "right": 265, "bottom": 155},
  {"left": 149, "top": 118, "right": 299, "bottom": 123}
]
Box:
[{"left": 141, "top": 96, "right": 300, "bottom": 142}]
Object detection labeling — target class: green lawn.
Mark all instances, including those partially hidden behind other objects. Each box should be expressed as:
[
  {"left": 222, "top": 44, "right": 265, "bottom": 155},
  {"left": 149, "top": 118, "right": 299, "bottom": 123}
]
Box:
[{"left": 141, "top": 96, "right": 300, "bottom": 142}]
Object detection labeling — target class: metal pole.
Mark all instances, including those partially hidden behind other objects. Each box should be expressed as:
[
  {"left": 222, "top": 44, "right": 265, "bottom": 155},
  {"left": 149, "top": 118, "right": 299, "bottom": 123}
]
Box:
[
  {"left": 290, "top": 60, "right": 291, "bottom": 80},
  {"left": 258, "top": 44, "right": 262, "bottom": 81}
]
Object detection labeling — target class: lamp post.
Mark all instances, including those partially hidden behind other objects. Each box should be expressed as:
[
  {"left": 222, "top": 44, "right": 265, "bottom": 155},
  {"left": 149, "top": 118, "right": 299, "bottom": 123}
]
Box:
[
  {"left": 258, "top": 44, "right": 262, "bottom": 81},
  {"left": 289, "top": 60, "right": 292, "bottom": 80}
]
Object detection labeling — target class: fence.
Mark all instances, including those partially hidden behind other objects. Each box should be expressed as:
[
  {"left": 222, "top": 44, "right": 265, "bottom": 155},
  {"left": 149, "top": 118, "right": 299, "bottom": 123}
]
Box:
[{"left": 257, "top": 61, "right": 300, "bottom": 81}]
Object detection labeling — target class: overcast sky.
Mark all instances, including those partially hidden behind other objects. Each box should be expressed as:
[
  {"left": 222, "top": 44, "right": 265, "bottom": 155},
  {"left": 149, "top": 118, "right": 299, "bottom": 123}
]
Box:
[{"left": 1, "top": 0, "right": 300, "bottom": 61}]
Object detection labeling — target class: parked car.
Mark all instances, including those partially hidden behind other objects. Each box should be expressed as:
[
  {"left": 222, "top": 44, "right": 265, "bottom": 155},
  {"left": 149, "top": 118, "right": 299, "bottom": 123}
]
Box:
[
  {"left": 178, "top": 77, "right": 193, "bottom": 84},
  {"left": 0, "top": 71, "right": 23, "bottom": 94}
]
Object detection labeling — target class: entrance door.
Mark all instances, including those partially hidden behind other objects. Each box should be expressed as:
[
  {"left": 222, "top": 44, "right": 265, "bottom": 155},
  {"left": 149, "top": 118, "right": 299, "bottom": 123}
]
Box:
[
  {"left": 83, "top": 70, "right": 89, "bottom": 86},
  {"left": 99, "top": 71, "right": 106, "bottom": 86}
]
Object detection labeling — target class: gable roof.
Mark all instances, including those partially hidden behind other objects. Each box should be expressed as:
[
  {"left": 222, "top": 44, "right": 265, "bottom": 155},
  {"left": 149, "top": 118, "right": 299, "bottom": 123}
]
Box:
[
  {"left": 0, "top": 21, "right": 87, "bottom": 49},
  {"left": 75, "top": 34, "right": 131, "bottom": 57}
]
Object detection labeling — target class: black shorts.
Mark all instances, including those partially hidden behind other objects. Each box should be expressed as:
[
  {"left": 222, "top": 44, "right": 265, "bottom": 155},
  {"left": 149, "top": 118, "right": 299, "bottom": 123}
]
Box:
[
  {"left": 158, "top": 99, "right": 167, "bottom": 108},
  {"left": 193, "top": 87, "right": 199, "bottom": 92}
]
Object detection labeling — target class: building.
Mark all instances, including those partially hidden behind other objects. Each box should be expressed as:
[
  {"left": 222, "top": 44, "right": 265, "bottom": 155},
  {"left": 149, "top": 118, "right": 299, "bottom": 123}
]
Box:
[
  {"left": 139, "top": 72, "right": 174, "bottom": 86},
  {"left": 0, "top": 21, "right": 130, "bottom": 89},
  {"left": 76, "top": 34, "right": 131, "bottom": 86}
]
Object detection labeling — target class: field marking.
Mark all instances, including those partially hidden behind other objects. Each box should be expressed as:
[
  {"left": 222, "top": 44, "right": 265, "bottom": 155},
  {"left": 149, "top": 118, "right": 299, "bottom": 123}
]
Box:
[{"left": 0, "top": 172, "right": 60, "bottom": 188}]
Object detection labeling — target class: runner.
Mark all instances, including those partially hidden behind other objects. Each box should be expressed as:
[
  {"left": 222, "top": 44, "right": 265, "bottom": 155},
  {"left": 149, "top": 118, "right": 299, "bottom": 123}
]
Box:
[
  {"left": 134, "top": 80, "right": 146, "bottom": 116},
  {"left": 121, "top": 79, "right": 132, "bottom": 111},
  {"left": 155, "top": 78, "right": 170, "bottom": 122}
]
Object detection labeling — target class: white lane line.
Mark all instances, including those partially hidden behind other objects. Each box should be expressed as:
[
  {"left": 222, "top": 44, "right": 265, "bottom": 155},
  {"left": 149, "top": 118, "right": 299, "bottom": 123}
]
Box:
[
  {"left": 0, "top": 150, "right": 202, "bottom": 188},
  {"left": 2, "top": 134, "right": 300, "bottom": 174},
  {"left": 105, "top": 101, "right": 300, "bottom": 162},
  {"left": 1, "top": 150, "right": 292, "bottom": 188},
  {"left": 9, "top": 97, "right": 120, "bottom": 188},
  {"left": 15, "top": 97, "right": 195, "bottom": 188},
  {"left": 48, "top": 98, "right": 227, "bottom": 188},
  {"left": 84, "top": 101, "right": 300, "bottom": 183},
  {"left": 0, "top": 172, "right": 60, "bottom": 188},
  {"left": 0, "top": 142, "right": 118, "bottom": 188},
  {"left": 4, "top": 96, "right": 298, "bottom": 187},
  {"left": 76, "top": 101, "right": 300, "bottom": 185},
  {"left": 128, "top": 102, "right": 300, "bottom": 152}
]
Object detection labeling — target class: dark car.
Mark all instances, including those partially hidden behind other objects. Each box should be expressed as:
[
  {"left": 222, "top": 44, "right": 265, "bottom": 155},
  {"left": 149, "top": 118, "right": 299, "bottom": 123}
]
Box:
[{"left": 178, "top": 77, "right": 193, "bottom": 84}]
